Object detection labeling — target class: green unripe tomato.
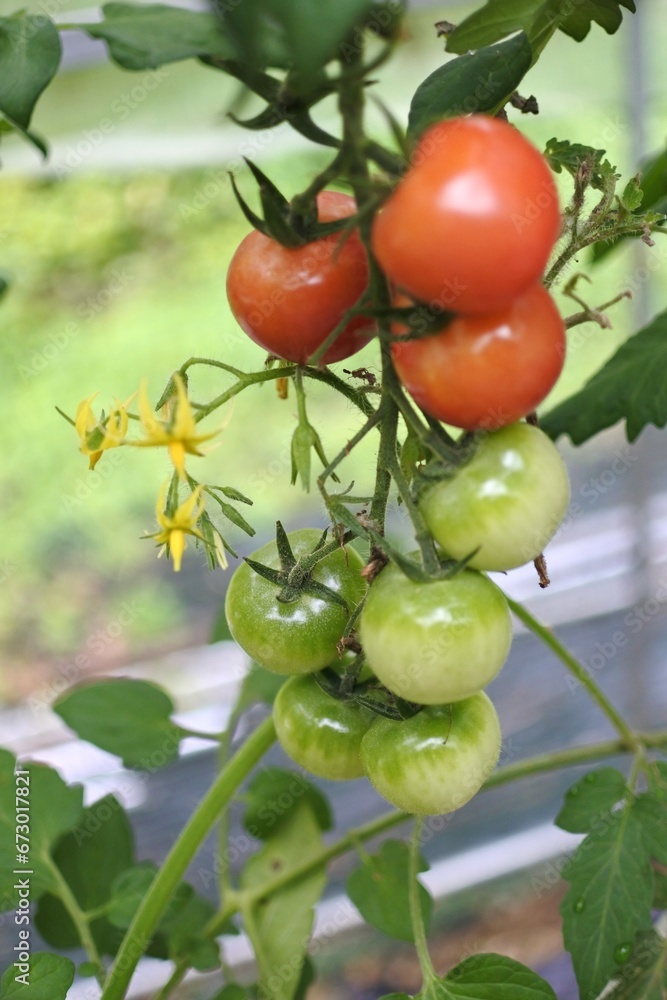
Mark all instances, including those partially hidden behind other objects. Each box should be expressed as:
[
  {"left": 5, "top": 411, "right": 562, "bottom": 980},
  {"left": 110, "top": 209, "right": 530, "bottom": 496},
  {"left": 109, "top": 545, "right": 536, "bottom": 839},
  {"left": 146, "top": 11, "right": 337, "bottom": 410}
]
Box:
[
  {"left": 225, "top": 529, "right": 365, "bottom": 675},
  {"left": 420, "top": 422, "right": 570, "bottom": 571},
  {"left": 273, "top": 675, "right": 375, "bottom": 780},
  {"left": 361, "top": 692, "right": 501, "bottom": 815},
  {"left": 359, "top": 564, "right": 512, "bottom": 704}
]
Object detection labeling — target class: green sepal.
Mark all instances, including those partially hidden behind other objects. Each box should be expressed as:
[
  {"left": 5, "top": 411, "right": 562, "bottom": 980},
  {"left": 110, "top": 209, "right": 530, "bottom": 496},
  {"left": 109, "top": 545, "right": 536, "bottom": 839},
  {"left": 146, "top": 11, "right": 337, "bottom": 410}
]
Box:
[
  {"left": 229, "top": 172, "right": 270, "bottom": 237},
  {"left": 204, "top": 56, "right": 283, "bottom": 102},
  {"left": 243, "top": 557, "right": 284, "bottom": 587},
  {"left": 275, "top": 520, "right": 297, "bottom": 571},
  {"left": 288, "top": 110, "right": 341, "bottom": 148},
  {"left": 215, "top": 485, "right": 253, "bottom": 505},
  {"left": 155, "top": 370, "right": 188, "bottom": 410},
  {"left": 243, "top": 158, "right": 302, "bottom": 248}
]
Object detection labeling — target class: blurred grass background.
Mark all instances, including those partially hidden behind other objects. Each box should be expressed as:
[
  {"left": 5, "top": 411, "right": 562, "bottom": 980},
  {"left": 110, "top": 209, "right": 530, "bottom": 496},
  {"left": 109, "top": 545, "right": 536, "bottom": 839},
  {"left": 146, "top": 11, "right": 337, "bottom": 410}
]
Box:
[{"left": 1, "top": 1, "right": 666, "bottom": 692}]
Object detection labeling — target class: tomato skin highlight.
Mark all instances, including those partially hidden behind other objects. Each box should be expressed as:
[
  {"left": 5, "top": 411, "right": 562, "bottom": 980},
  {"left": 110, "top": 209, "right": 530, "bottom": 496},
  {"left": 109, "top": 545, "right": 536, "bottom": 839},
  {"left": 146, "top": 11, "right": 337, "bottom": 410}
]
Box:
[
  {"left": 361, "top": 693, "right": 502, "bottom": 815},
  {"left": 359, "top": 564, "right": 512, "bottom": 704},
  {"left": 225, "top": 529, "right": 366, "bottom": 676},
  {"left": 226, "top": 190, "right": 375, "bottom": 365},
  {"left": 273, "top": 675, "right": 375, "bottom": 780},
  {"left": 421, "top": 423, "right": 571, "bottom": 571},
  {"left": 391, "top": 283, "right": 566, "bottom": 431},
  {"left": 371, "top": 115, "right": 561, "bottom": 314}
]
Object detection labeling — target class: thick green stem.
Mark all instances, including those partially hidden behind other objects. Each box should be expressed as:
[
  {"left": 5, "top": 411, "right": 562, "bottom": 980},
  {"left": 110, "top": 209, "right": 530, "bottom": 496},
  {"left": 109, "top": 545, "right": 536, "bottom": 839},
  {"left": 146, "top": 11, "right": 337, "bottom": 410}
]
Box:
[
  {"left": 369, "top": 346, "right": 399, "bottom": 533},
  {"left": 506, "top": 598, "right": 641, "bottom": 750},
  {"left": 101, "top": 716, "right": 276, "bottom": 1000},
  {"left": 216, "top": 717, "right": 238, "bottom": 899},
  {"left": 410, "top": 818, "right": 437, "bottom": 985}
]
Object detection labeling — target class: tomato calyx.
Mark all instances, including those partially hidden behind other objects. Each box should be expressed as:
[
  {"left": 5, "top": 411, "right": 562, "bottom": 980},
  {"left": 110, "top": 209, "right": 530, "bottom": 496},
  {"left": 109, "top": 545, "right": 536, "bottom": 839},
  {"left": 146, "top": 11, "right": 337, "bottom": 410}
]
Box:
[
  {"left": 314, "top": 664, "right": 423, "bottom": 722},
  {"left": 243, "top": 521, "right": 355, "bottom": 610},
  {"left": 230, "top": 158, "right": 357, "bottom": 248},
  {"left": 411, "top": 437, "right": 479, "bottom": 501},
  {"left": 363, "top": 303, "right": 456, "bottom": 341}
]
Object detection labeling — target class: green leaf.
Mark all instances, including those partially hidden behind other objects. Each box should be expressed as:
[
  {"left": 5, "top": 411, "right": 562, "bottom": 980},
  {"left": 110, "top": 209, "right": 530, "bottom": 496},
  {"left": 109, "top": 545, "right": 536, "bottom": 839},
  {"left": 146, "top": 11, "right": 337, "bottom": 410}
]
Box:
[
  {"left": 555, "top": 768, "right": 628, "bottom": 833},
  {"left": 269, "top": 0, "right": 373, "bottom": 89},
  {"left": 593, "top": 145, "right": 667, "bottom": 261},
  {"left": 652, "top": 870, "right": 667, "bottom": 909},
  {"left": 544, "top": 137, "right": 616, "bottom": 191},
  {"left": 54, "top": 678, "right": 182, "bottom": 769},
  {"left": 646, "top": 760, "right": 667, "bottom": 801},
  {"left": 346, "top": 840, "right": 433, "bottom": 943},
  {"left": 78, "top": 3, "right": 234, "bottom": 70},
  {"left": 408, "top": 32, "right": 532, "bottom": 143},
  {"left": 445, "top": 0, "right": 554, "bottom": 52},
  {"left": 294, "top": 956, "right": 316, "bottom": 1000},
  {"left": 159, "top": 882, "right": 220, "bottom": 971},
  {"left": 560, "top": 803, "right": 654, "bottom": 1000},
  {"left": 632, "top": 793, "right": 667, "bottom": 866},
  {"left": 621, "top": 176, "right": 643, "bottom": 212},
  {"left": 0, "top": 751, "right": 84, "bottom": 910},
  {"left": 0, "top": 15, "right": 61, "bottom": 152},
  {"left": 541, "top": 308, "right": 667, "bottom": 444},
  {"left": 607, "top": 930, "right": 667, "bottom": 1000},
  {"left": 445, "top": 0, "right": 634, "bottom": 53},
  {"left": 35, "top": 795, "right": 133, "bottom": 955},
  {"left": 109, "top": 862, "right": 229, "bottom": 969},
  {"left": 243, "top": 768, "right": 333, "bottom": 841},
  {"left": 211, "top": 988, "right": 253, "bottom": 1000},
  {"left": 240, "top": 800, "right": 327, "bottom": 1000},
  {"left": 220, "top": 0, "right": 372, "bottom": 88},
  {"left": 108, "top": 862, "right": 157, "bottom": 928},
  {"left": 559, "top": 0, "right": 636, "bottom": 42},
  {"left": 0, "top": 952, "right": 75, "bottom": 999},
  {"left": 436, "top": 954, "right": 558, "bottom": 998}
]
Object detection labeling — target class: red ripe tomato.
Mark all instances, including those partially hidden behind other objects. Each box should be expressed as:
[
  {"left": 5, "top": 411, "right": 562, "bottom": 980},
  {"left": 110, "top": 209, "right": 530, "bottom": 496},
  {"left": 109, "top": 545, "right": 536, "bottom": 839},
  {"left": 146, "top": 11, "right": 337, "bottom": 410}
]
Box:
[
  {"left": 226, "top": 190, "right": 375, "bottom": 365},
  {"left": 371, "top": 115, "right": 561, "bottom": 314},
  {"left": 391, "top": 283, "right": 566, "bottom": 431}
]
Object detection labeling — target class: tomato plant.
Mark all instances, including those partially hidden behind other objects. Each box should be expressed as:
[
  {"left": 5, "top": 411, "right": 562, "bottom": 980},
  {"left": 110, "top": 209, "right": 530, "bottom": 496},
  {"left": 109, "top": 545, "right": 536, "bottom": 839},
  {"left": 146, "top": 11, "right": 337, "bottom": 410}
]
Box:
[
  {"left": 361, "top": 694, "right": 502, "bottom": 816},
  {"left": 13, "top": 3, "right": 667, "bottom": 1000},
  {"left": 226, "top": 190, "right": 375, "bottom": 365},
  {"left": 359, "top": 563, "right": 512, "bottom": 704},
  {"left": 225, "top": 528, "right": 365, "bottom": 675},
  {"left": 273, "top": 674, "right": 374, "bottom": 780},
  {"left": 420, "top": 423, "right": 571, "bottom": 571},
  {"left": 391, "top": 282, "right": 566, "bottom": 430},
  {"left": 371, "top": 115, "right": 561, "bottom": 314}
]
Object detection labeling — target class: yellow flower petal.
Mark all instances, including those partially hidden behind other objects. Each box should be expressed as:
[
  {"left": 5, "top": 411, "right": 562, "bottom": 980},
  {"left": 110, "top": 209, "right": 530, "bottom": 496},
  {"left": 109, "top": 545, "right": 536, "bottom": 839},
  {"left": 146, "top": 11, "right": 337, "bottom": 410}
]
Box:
[
  {"left": 75, "top": 394, "right": 98, "bottom": 439},
  {"left": 170, "top": 529, "right": 186, "bottom": 571},
  {"left": 168, "top": 440, "right": 187, "bottom": 479}
]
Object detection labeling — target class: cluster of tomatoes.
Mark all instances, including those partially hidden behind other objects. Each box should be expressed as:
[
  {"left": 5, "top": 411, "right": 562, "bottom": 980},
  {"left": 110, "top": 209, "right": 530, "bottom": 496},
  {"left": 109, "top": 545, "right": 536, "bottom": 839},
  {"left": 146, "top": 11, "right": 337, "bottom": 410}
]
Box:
[
  {"left": 224, "top": 115, "right": 571, "bottom": 816},
  {"left": 226, "top": 420, "right": 570, "bottom": 817}
]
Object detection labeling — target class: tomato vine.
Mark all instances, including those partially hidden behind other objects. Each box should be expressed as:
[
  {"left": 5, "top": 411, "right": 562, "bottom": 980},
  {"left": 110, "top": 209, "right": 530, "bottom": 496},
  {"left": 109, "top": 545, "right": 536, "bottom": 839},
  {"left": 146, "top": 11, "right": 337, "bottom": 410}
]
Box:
[{"left": 2, "top": 2, "right": 667, "bottom": 999}]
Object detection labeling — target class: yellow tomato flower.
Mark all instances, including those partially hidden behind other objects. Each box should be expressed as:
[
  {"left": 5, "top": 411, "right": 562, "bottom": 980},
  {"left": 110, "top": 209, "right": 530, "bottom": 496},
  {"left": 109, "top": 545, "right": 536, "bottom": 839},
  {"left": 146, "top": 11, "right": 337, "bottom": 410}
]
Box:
[
  {"left": 131, "top": 374, "right": 218, "bottom": 479},
  {"left": 152, "top": 485, "right": 206, "bottom": 572},
  {"left": 75, "top": 393, "right": 130, "bottom": 470}
]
